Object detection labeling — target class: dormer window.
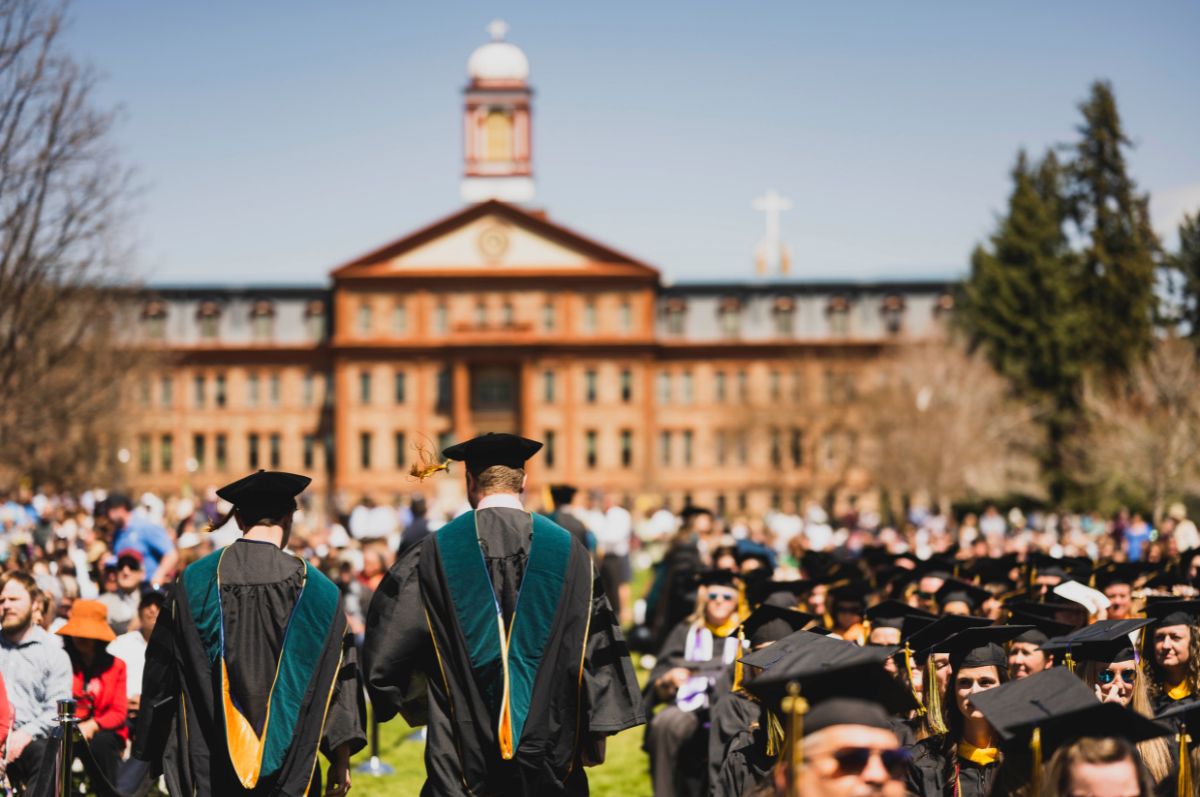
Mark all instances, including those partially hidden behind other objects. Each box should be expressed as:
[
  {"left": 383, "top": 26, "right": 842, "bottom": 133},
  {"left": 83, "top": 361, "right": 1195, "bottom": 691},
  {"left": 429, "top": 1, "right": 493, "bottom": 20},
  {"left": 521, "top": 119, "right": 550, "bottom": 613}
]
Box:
[
  {"left": 934, "top": 292, "right": 955, "bottom": 319},
  {"left": 772, "top": 296, "right": 796, "bottom": 337},
  {"left": 304, "top": 300, "right": 326, "bottom": 341},
  {"left": 718, "top": 297, "right": 743, "bottom": 339},
  {"left": 826, "top": 295, "right": 851, "bottom": 337},
  {"left": 141, "top": 300, "right": 168, "bottom": 341},
  {"left": 880, "top": 294, "right": 905, "bottom": 336},
  {"left": 196, "top": 301, "right": 221, "bottom": 340},
  {"left": 250, "top": 300, "right": 275, "bottom": 341},
  {"left": 663, "top": 297, "right": 687, "bottom": 336}
]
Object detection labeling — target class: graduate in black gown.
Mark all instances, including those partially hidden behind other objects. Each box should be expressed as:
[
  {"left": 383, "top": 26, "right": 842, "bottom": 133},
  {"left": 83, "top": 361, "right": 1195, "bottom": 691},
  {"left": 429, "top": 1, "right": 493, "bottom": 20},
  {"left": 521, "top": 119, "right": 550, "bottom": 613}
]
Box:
[
  {"left": 1143, "top": 600, "right": 1200, "bottom": 715},
  {"left": 363, "top": 433, "right": 644, "bottom": 797},
  {"left": 133, "top": 470, "right": 366, "bottom": 797},
  {"left": 905, "top": 625, "right": 1030, "bottom": 797},
  {"left": 707, "top": 605, "right": 817, "bottom": 797}
]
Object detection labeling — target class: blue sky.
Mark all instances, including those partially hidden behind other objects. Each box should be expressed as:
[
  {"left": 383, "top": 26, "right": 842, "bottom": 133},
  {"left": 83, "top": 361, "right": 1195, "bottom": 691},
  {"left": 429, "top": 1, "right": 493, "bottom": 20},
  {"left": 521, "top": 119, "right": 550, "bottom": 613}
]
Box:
[{"left": 65, "top": 1, "right": 1200, "bottom": 285}]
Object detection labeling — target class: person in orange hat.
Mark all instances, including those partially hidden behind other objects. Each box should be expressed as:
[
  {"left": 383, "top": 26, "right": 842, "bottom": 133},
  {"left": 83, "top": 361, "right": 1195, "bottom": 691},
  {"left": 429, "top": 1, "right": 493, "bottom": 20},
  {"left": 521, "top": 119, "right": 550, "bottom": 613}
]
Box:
[{"left": 57, "top": 599, "right": 128, "bottom": 788}]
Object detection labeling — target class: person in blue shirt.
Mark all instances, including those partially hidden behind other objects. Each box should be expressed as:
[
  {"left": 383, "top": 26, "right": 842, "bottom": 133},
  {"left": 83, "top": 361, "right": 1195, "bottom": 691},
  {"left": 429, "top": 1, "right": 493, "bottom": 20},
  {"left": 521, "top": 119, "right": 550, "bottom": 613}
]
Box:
[{"left": 105, "top": 494, "right": 177, "bottom": 586}]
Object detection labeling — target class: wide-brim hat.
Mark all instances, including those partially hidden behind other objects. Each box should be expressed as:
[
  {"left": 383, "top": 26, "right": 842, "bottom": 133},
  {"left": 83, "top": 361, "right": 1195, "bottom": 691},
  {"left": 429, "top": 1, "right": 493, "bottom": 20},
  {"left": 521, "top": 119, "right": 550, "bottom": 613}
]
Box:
[{"left": 55, "top": 599, "right": 115, "bottom": 642}]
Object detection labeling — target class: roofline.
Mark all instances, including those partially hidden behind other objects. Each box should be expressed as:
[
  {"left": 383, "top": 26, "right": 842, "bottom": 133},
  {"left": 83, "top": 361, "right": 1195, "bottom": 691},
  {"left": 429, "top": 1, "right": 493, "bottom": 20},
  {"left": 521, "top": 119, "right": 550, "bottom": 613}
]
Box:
[
  {"left": 662, "top": 279, "right": 955, "bottom": 295},
  {"left": 142, "top": 284, "right": 330, "bottom": 299}
]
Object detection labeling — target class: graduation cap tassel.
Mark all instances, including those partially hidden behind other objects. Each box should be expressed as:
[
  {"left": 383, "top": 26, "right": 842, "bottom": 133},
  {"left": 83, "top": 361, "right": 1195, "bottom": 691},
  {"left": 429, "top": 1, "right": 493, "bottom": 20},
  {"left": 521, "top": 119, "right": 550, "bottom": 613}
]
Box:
[
  {"left": 1178, "top": 723, "right": 1193, "bottom": 797},
  {"left": 764, "top": 709, "right": 785, "bottom": 758},
  {"left": 903, "top": 642, "right": 926, "bottom": 716},
  {"left": 1064, "top": 650, "right": 1076, "bottom": 674},
  {"left": 732, "top": 626, "right": 746, "bottom": 693},
  {"left": 1030, "top": 727, "right": 1043, "bottom": 797},
  {"left": 924, "top": 656, "right": 948, "bottom": 736},
  {"left": 782, "top": 682, "right": 809, "bottom": 797}
]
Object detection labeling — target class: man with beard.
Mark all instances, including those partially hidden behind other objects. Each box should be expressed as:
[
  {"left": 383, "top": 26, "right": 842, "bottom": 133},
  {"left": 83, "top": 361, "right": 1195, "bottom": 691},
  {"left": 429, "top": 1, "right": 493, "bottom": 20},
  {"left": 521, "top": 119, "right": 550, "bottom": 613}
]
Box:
[{"left": 0, "top": 571, "right": 72, "bottom": 794}]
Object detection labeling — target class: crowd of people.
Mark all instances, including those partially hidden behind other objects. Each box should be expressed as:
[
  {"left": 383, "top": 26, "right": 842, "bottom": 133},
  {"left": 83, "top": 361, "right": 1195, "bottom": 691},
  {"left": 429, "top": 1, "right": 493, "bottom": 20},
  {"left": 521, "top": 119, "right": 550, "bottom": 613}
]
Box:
[{"left": 2, "top": 472, "right": 1200, "bottom": 796}]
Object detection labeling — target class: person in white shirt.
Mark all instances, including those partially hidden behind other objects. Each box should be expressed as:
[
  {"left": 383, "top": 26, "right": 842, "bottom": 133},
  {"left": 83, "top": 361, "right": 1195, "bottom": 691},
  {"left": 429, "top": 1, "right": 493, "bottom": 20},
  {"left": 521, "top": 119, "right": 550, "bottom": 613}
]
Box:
[
  {"left": 595, "top": 494, "right": 634, "bottom": 626},
  {"left": 107, "top": 589, "right": 165, "bottom": 717}
]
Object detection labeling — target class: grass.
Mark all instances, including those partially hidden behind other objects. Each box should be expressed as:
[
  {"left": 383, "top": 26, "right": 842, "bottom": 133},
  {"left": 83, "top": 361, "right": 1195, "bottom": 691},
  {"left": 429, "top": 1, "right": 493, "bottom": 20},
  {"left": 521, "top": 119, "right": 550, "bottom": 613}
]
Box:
[{"left": 350, "top": 710, "right": 652, "bottom": 797}]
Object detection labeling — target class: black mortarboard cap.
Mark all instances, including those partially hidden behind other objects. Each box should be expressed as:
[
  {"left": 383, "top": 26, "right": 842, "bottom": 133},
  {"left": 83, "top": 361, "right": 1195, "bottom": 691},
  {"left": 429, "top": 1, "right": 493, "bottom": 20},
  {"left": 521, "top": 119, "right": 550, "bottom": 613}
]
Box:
[
  {"left": 969, "top": 668, "right": 1102, "bottom": 743},
  {"left": 742, "top": 642, "right": 917, "bottom": 716},
  {"left": 1008, "top": 611, "right": 1074, "bottom": 647},
  {"left": 907, "top": 614, "right": 994, "bottom": 660},
  {"left": 738, "top": 605, "right": 821, "bottom": 648},
  {"left": 1040, "top": 618, "right": 1152, "bottom": 664},
  {"left": 1145, "top": 599, "right": 1200, "bottom": 628},
  {"left": 931, "top": 625, "right": 1033, "bottom": 670},
  {"left": 748, "top": 578, "right": 812, "bottom": 609},
  {"left": 964, "top": 554, "right": 1020, "bottom": 586},
  {"left": 1091, "top": 561, "right": 1144, "bottom": 591},
  {"left": 935, "top": 579, "right": 992, "bottom": 613},
  {"left": 865, "top": 599, "right": 936, "bottom": 631},
  {"left": 914, "top": 555, "right": 955, "bottom": 581},
  {"left": 679, "top": 505, "right": 714, "bottom": 522},
  {"left": 215, "top": 470, "right": 310, "bottom": 523},
  {"left": 442, "top": 433, "right": 542, "bottom": 472},
  {"left": 1009, "top": 702, "right": 1170, "bottom": 755},
  {"left": 739, "top": 624, "right": 857, "bottom": 672},
  {"left": 690, "top": 569, "right": 740, "bottom": 590},
  {"left": 548, "top": 484, "right": 578, "bottom": 506},
  {"left": 736, "top": 550, "right": 775, "bottom": 576},
  {"left": 829, "top": 580, "right": 871, "bottom": 605}
]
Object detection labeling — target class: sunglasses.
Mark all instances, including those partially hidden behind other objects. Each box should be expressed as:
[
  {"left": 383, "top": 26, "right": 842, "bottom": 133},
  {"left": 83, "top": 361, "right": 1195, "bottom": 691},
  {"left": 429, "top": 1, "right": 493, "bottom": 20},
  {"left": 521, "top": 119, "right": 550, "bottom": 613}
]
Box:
[
  {"left": 1097, "top": 669, "right": 1137, "bottom": 686},
  {"left": 830, "top": 747, "right": 912, "bottom": 779},
  {"left": 916, "top": 591, "right": 936, "bottom": 600},
  {"left": 707, "top": 591, "right": 738, "bottom": 602}
]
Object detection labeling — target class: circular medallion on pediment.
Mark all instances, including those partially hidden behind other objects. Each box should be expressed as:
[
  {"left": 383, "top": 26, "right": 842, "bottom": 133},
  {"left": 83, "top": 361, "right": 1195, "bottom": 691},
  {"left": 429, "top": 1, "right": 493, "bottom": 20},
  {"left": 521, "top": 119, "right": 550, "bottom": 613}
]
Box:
[{"left": 477, "top": 225, "right": 510, "bottom": 261}]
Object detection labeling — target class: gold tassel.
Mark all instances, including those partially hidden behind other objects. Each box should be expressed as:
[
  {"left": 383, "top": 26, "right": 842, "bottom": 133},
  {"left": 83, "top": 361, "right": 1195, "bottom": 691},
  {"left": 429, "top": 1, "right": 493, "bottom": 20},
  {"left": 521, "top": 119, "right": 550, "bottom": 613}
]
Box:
[
  {"left": 732, "top": 626, "right": 746, "bottom": 692},
  {"left": 904, "top": 642, "right": 926, "bottom": 717},
  {"left": 1064, "top": 651, "right": 1076, "bottom": 674},
  {"left": 765, "top": 709, "right": 785, "bottom": 757},
  {"left": 924, "top": 656, "right": 948, "bottom": 736},
  {"left": 781, "top": 683, "right": 809, "bottom": 797},
  {"left": 1178, "top": 724, "right": 1193, "bottom": 797},
  {"left": 1030, "top": 727, "right": 1043, "bottom": 797}
]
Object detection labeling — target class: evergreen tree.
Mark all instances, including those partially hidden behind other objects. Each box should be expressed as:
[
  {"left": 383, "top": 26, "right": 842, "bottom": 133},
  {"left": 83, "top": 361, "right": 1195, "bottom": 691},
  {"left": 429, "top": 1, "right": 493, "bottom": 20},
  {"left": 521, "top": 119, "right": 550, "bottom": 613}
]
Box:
[
  {"left": 1067, "top": 80, "right": 1160, "bottom": 374},
  {"left": 1168, "top": 211, "right": 1200, "bottom": 342},
  {"left": 959, "top": 151, "right": 1086, "bottom": 501}
]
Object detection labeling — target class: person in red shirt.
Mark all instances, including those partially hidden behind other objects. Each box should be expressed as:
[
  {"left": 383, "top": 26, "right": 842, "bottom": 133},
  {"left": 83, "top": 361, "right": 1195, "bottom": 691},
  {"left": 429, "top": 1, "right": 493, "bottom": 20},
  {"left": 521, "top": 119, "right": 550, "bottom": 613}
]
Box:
[
  {"left": 56, "top": 599, "right": 128, "bottom": 787},
  {"left": 0, "top": 669, "right": 12, "bottom": 779}
]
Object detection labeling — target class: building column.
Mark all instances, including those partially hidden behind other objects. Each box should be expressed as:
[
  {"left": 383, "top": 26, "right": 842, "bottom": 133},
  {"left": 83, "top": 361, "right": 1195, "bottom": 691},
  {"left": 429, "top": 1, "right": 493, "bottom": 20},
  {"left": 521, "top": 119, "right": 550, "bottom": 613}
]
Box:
[{"left": 452, "top": 359, "right": 472, "bottom": 442}]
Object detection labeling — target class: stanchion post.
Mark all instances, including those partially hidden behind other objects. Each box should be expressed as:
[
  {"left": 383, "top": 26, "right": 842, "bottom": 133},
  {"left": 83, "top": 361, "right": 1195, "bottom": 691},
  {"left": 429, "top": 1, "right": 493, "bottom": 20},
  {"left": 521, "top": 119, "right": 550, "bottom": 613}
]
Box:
[
  {"left": 56, "top": 699, "right": 78, "bottom": 797},
  {"left": 354, "top": 702, "right": 395, "bottom": 776}
]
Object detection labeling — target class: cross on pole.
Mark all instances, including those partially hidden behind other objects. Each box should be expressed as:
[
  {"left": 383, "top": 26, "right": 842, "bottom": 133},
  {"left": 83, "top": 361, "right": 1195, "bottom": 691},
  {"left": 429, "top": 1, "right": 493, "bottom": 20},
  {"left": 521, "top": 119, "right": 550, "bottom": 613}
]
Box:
[{"left": 753, "top": 189, "right": 793, "bottom": 276}]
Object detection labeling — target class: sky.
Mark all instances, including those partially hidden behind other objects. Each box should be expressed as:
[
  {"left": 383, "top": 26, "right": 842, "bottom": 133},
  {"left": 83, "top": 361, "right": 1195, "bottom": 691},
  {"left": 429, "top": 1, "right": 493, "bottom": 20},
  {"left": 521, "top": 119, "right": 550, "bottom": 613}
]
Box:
[{"left": 64, "top": 1, "right": 1200, "bottom": 286}]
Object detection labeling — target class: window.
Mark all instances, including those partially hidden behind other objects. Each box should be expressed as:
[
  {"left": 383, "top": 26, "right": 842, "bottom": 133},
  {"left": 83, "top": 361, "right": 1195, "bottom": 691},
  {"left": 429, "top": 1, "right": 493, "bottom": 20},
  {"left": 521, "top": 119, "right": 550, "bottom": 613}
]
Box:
[
  {"left": 583, "top": 300, "right": 597, "bottom": 334},
  {"left": 621, "top": 429, "right": 633, "bottom": 468},
  {"left": 269, "top": 374, "right": 281, "bottom": 407},
  {"left": 250, "top": 300, "right": 274, "bottom": 341},
  {"left": 772, "top": 296, "right": 796, "bottom": 337},
  {"left": 716, "top": 430, "right": 727, "bottom": 466},
  {"left": 193, "top": 433, "right": 206, "bottom": 470},
  {"left": 660, "top": 430, "right": 672, "bottom": 466},
  {"left": 770, "top": 428, "right": 782, "bottom": 468},
  {"left": 247, "top": 374, "right": 260, "bottom": 407},
  {"left": 544, "top": 430, "right": 556, "bottom": 468},
  {"left": 475, "top": 300, "right": 488, "bottom": 327},
  {"left": 585, "top": 430, "right": 597, "bottom": 469},
  {"left": 821, "top": 432, "right": 836, "bottom": 471},
  {"left": 359, "top": 370, "right": 372, "bottom": 404},
  {"left": 718, "top": 297, "right": 742, "bottom": 338},
  {"left": 360, "top": 432, "right": 373, "bottom": 470},
  {"left": 197, "top": 301, "right": 221, "bottom": 340},
  {"left": 434, "top": 302, "right": 448, "bottom": 334},
  {"left": 248, "top": 434, "right": 260, "bottom": 469},
  {"left": 542, "top": 301, "right": 556, "bottom": 332},
  {"left": 585, "top": 369, "right": 598, "bottom": 403},
  {"left": 736, "top": 430, "right": 748, "bottom": 465},
  {"left": 142, "top": 300, "right": 168, "bottom": 341},
  {"left": 501, "top": 301, "right": 514, "bottom": 327},
  {"left": 664, "top": 298, "right": 686, "bottom": 336},
  {"left": 138, "top": 435, "right": 151, "bottom": 473},
  {"left": 215, "top": 374, "right": 227, "bottom": 408},
  {"left": 792, "top": 370, "right": 804, "bottom": 405},
  {"left": 392, "top": 302, "right": 408, "bottom": 334},
  {"left": 791, "top": 428, "right": 804, "bottom": 467},
  {"left": 269, "top": 433, "right": 281, "bottom": 469},
  {"left": 304, "top": 300, "right": 326, "bottom": 342},
  {"left": 881, "top": 295, "right": 905, "bottom": 335},
  {"left": 160, "top": 376, "right": 173, "bottom": 409},
  {"left": 394, "top": 432, "right": 406, "bottom": 470},
  {"left": 769, "top": 370, "right": 781, "bottom": 403},
  {"left": 303, "top": 434, "right": 316, "bottom": 470},
  {"left": 193, "top": 375, "right": 205, "bottom": 408},
  {"left": 542, "top": 370, "right": 556, "bottom": 403},
  {"left": 357, "top": 302, "right": 373, "bottom": 336},
  {"left": 436, "top": 367, "right": 451, "bottom": 411},
  {"left": 160, "top": 434, "right": 173, "bottom": 472},
  {"left": 680, "top": 371, "right": 694, "bottom": 404},
  {"left": 737, "top": 370, "right": 748, "bottom": 402},
  {"left": 394, "top": 371, "right": 407, "bottom": 404},
  {"left": 682, "top": 430, "right": 694, "bottom": 467},
  {"left": 215, "top": 434, "right": 228, "bottom": 470},
  {"left": 619, "top": 300, "right": 633, "bottom": 333},
  {"left": 827, "top": 296, "right": 851, "bottom": 337},
  {"left": 656, "top": 371, "right": 671, "bottom": 405},
  {"left": 715, "top": 370, "right": 726, "bottom": 403},
  {"left": 620, "top": 369, "right": 633, "bottom": 403},
  {"left": 303, "top": 372, "right": 314, "bottom": 407}
]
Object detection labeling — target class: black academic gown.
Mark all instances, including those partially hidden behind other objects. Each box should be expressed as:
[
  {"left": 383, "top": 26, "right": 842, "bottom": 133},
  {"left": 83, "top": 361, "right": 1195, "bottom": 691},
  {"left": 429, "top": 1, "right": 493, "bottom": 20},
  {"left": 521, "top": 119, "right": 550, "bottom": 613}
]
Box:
[
  {"left": 134, "top": 540, "right": 367, "bottom": 797},
  {"left": 364, "top": 506, "right": 644, "bottom": 797},
  {"left": 707, "top": 689, "right": 775, "bottom": 797},
  {"left": 907, "top": 736, "right": 998, "bottom": 797}
]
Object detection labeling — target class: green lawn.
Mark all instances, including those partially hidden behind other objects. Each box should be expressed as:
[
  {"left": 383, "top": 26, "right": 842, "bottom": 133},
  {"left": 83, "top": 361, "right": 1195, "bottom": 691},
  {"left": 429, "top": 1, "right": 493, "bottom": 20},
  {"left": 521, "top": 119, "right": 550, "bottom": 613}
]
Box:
[{"left": 350, "top": 711, "right": 652, "bottom": 797}]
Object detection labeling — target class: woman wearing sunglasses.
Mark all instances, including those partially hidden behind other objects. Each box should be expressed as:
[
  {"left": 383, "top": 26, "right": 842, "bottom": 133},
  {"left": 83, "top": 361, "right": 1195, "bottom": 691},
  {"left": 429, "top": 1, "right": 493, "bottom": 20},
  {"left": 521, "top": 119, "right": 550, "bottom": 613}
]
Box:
[
  {"left": 644, "top": 569, "right": 743, "bottom": 797},
  {"left": 906, "top": 626, "right": 1027, "bottom": 797}
]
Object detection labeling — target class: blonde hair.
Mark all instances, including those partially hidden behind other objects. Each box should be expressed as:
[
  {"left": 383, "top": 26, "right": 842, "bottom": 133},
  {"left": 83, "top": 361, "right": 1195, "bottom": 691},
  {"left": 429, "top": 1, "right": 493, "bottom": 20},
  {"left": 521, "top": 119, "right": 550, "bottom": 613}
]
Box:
[
  {"left": 1042, "top": 736, "right": 1153, "bottom": 797},
  {"left": 1079, "top": 659, "right": 1172, "bottom": 786},
  {"left": 473, "top": 465, "right": 525, "bottom": 495}
]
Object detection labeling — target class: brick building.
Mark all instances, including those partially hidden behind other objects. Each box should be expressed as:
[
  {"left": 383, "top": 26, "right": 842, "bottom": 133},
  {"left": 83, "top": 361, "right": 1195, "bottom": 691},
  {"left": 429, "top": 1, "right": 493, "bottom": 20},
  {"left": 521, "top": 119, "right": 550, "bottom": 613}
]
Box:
[{"left": 125, "top": 24, "right": 951, "bottom": 515}]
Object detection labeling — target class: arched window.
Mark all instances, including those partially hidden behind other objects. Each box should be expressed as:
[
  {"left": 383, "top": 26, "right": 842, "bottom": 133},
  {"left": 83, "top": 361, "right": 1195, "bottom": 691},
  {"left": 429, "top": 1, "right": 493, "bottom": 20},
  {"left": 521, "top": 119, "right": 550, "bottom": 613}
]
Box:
[{"left": 484, "top": 110, "right": 513, "bottom": 162}]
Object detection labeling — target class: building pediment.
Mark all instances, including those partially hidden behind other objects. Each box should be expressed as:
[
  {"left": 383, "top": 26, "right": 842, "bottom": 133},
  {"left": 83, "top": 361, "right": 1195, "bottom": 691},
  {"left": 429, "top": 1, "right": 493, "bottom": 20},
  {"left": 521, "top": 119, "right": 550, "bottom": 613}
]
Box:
[{"left": 331, "top": 200, "right": 659, "bottom": 283}]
